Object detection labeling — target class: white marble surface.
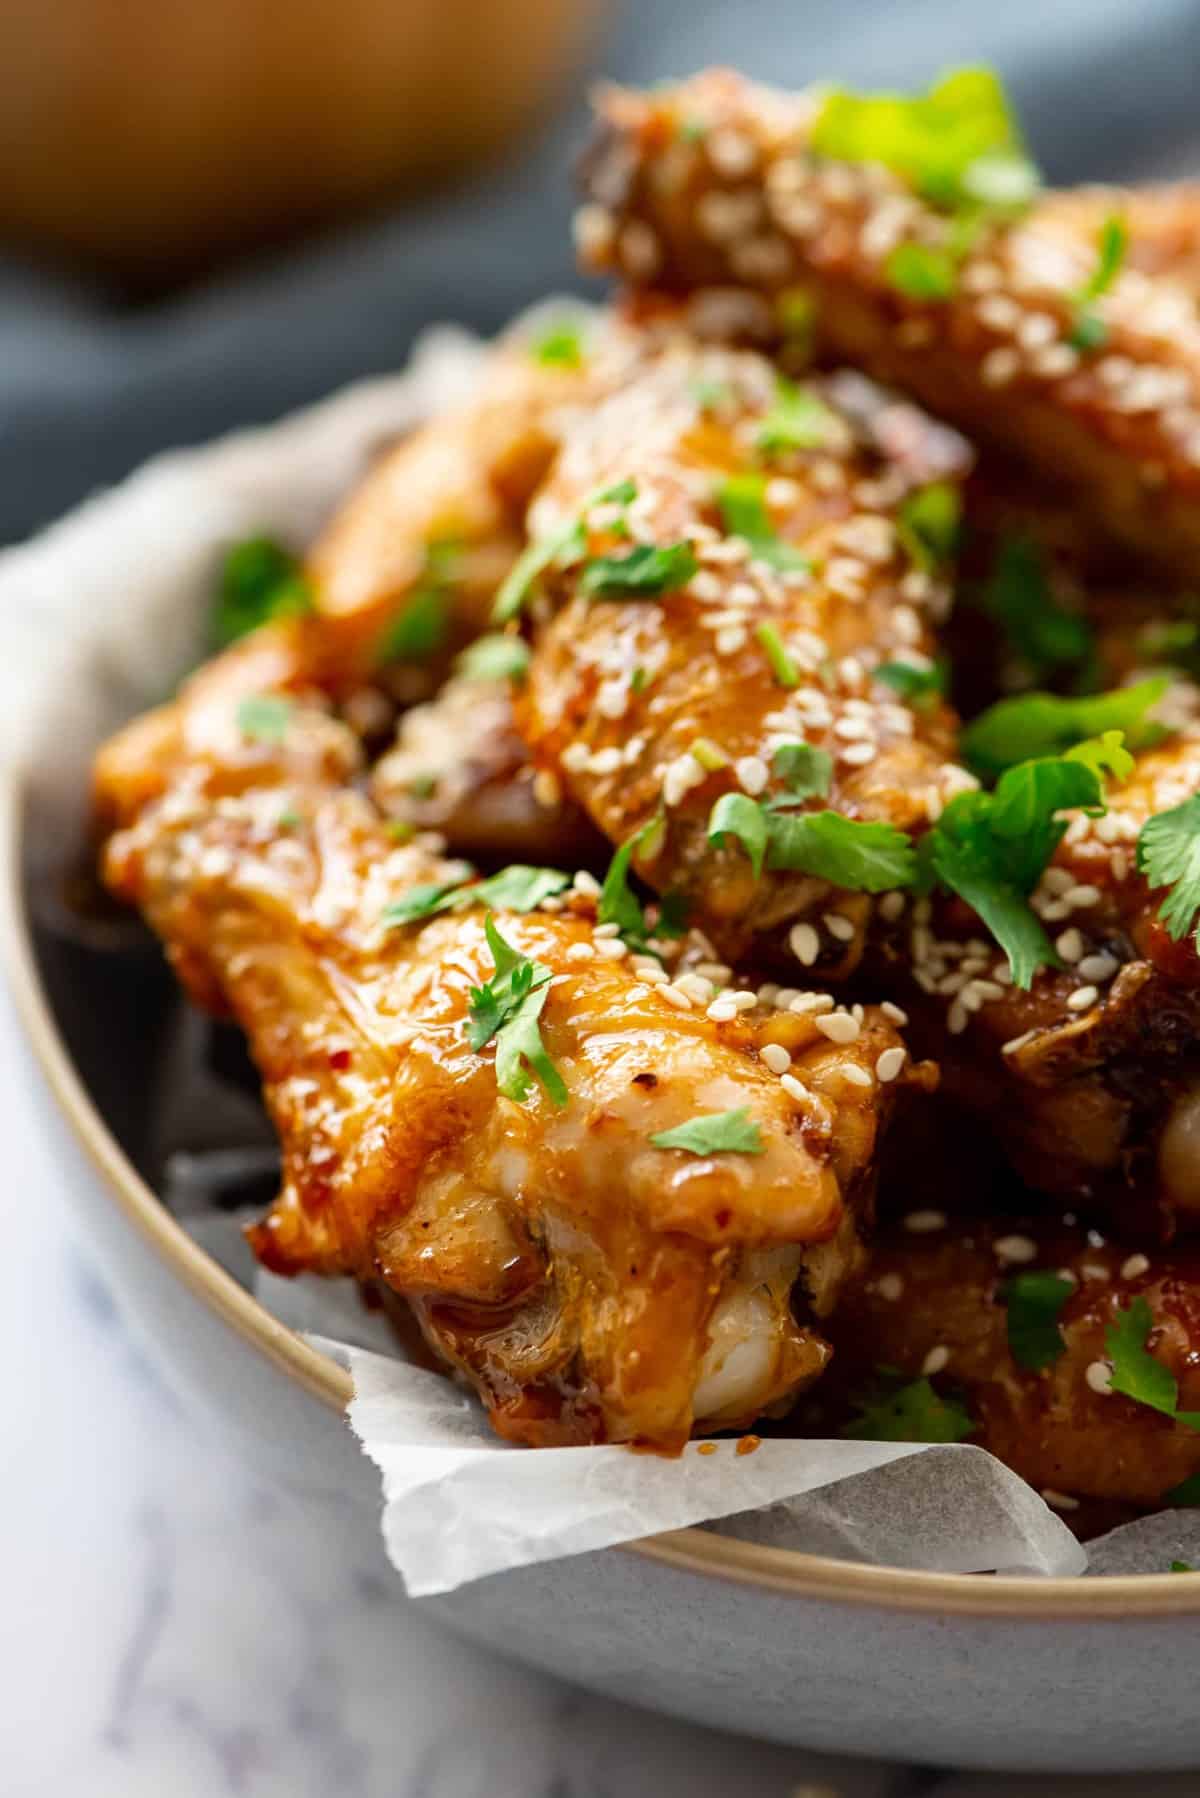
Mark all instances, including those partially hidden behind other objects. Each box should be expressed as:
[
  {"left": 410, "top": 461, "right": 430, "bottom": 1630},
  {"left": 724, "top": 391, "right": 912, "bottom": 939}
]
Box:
[{"left": 4, "top": 982, "right": 1196, "bottom": 1798}]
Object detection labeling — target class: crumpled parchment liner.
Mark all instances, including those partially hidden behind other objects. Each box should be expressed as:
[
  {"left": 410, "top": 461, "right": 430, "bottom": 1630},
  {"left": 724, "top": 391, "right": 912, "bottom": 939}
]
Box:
[{"left": 3, "top": 309, "right": 1177, "bottom": 1599}]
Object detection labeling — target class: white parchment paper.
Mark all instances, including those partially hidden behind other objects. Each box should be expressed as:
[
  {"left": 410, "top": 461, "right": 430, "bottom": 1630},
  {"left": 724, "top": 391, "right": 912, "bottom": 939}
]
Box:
[{"left": 6, "top": 309, "right": 1167, "bottom": 1599}]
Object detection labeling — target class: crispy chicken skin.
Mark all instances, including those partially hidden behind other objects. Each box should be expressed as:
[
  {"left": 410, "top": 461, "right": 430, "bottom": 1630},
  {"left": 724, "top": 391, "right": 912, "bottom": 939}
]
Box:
[
  {"left": 818, "top": 1215, "right": 1200, "bottom": 1507},
  {"left": 98, "top": 653, "right": 924, "bottom": 1448},
  {"left": 876, "top": 730, "right": 1200, "bottom": 1231},
  {"left": 517, "top": 337, "right": 973, "bottom": 966},
  {"left": 578, "top": 71, "right": 1200, "bottom": 575}
]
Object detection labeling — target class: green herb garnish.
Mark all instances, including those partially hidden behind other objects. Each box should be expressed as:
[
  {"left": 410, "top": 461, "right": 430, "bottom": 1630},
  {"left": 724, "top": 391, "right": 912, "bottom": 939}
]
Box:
[
  {"left": 897, "top": 482, "right": 962, "bottom": 570},
  {"left": 650, "top": 1108, "right": 765, "bottom": 1157},
  {"left": 236, "top": 695, "right": 293, "bottom": 745},
  {"left": 885, "top": 242, "right": 958, "bottom": 300},
  {"left": 1106, "top": 1296, "right": 1200, "bottom": 1429},
  {"left": 755, "top": 377, "right": 840, "bottom": 455},
  {"left": 383, "top": 864, "right": 569, "bottom": 928},
  {"left": 977, "top": 537, "right": 1096, "bottom": 685},
  {"left": 962, "top": 676, "right": 1168, "bottom": 779},
  {"left": 875, "top": 660, "right": 945, "bottom": 709},
  {"left": 757, "top": 622, "right": 800, "bottom": 687},
  {"left": 771, "top": 741, "right": 834, "bottom": 804},
  {"left": 455, "top": 633, "right": 531, "bottom": 683},
  {"left": 716, "top": 474, "right": 811, "bottom": 572},
  {"left": 466, "top": 915, "right": 566, "bottom": 1106},
  {"left": 1137, "top": 794, "right": 1200, "bottom": 950},
  {"left": 493, "top": 480, "right": 637, "bottom": 623},
  {"left": 377, "top": 540, "right": 461, "bottom": 664},
  {"left": 1171, "top": 1561, "right": 1195, "bottom": 1573},
  {"left": 844, "top": 1371, "right": 974, "bottom": 1444},
  {"left": 213, "top": 537, "right": 312, "bottom": 648},
  {"left": 708, "top": 792, "right": 770, "bottom": 881},
  {"left": 530, "top": 319, "right": 586, "bottom": 368},
  {"left": 1005, "top": 1271, "right": 1074, "bottom": 1372},
  {"left": 1070, "top": 213, "right": 1128, "bottom": 352},
  {"left": 579, "top": 541, "right": 698, "bottom": 598}
]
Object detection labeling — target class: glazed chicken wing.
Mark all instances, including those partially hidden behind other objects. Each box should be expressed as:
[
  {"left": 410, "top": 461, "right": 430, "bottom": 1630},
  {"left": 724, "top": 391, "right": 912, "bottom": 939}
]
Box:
[
  {"left": 578, "top": 71, "right": 1200, "bottom": 577},
  {"left": 516, "top": 336, "right": 973, "bottom": 968},
  {"left": 817, "top": 1213, "right": 1200, "bottom": 1508},
  {"left": 97, "top": 650, "right": 926, "bottom": 1449}
]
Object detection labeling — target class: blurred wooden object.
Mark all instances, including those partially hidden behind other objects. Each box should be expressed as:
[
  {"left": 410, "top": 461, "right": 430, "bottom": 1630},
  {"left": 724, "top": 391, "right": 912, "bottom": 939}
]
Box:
[{"left": 0, "top": 0, "right": 603, "bottom": 283}]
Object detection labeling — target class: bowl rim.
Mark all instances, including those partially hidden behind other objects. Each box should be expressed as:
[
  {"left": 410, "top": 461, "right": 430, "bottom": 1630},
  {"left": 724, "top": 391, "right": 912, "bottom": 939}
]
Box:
[{"left": 7, "top": 762, "right": 1199, "bottom": 1622}]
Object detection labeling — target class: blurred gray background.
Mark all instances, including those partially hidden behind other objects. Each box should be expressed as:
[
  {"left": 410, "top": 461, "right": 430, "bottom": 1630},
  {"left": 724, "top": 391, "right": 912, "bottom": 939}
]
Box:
[{"left": 2, "top": 0, "right": 1198, "bottom": 545}]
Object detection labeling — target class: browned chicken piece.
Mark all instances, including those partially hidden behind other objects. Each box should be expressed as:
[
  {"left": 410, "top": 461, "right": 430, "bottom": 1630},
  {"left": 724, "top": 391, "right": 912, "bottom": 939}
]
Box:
[
  {"left": 815, "top": 1213, "right": 1200, "bottom": 1509},
  {"left": 577, "top": 71, "right": 1200, "bottom": 577},
  {"left": 307, "top": 314, "right": 645, "bottom": 691},
  {"left": 96, "top": 640, "right": 929, "bottom": 1449},
  {"left": 516, "top": 336, "right": 973, "bottom": 969},
  {"left": 370, "top": 670, "right": 604, "bottom": 869},
  {"left": 874, "top": 731, "right": 1200, "bottom": 1234}
]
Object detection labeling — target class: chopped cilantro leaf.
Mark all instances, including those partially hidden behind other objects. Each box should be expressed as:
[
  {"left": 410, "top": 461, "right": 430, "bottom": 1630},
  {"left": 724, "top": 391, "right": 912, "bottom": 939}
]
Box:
[
  {"left": 885, "top": 241, "right": 958, "bottom": 300},
  {"left": 213, "top": 537, "right": 311, "bottom": 648},
  {"left": 757, "top": 622, "right": 799, "bottom": 687},
  {"left": 1105, "top": 1296, "right": 1200, "bottom": 1428},
  {"left": 1070, "top": 312, "right": 1109, "bottom": 352},
  {"left": 492, "top": 480, "right": 638, "bottom": 623},
  {"left": 383, "top": 864, "right": 569, "bottom": 928},
  {"left": 630, "top": 665, "right": 649, "bottom": 695},
  {"left": 1172, "top": 1561, "right": 1195, "bottom": 1573},
  {"left": 772, "top": 741, "right": 833, "bottom": 804},
  {"left": 766, "top": 809, "right": 916, "bottom": 889},
  {"left": 466, "top": 915, "right": 566, "bottom": 1107},
  {"left": 1137, "top": 794, "right": 1200, "bottom": 948},
  {"left": 708, "top": 792, "right": 769, "bottom": 881},
  {"left": 598, "top": 833, "right": 652, "bottom": 944},
  {"left": 579, "top": 540, "right": 697, "bottom": 598},
  {"left": 810, "top": 67, "right": 1037, "bottom": 214},
  {"left": 530, "top": 319, "right": 586, "bottom": 367},
  {"left": 755, "top": 377, "right": 840, "bottom": 455},
  {"left": 962, "top": 677, "right": 1168, "bottom": 779},
  {"left": 1005, "top": 1271, "right": 1074, "bottom": 1371},
  {"left": 236, "top": 694, "right": 293, "bottom": 745},
  {"left": 716, "top": 474, "right": 811, "bottom": 572},
  {"left": 977, "top": 537, "right": 1096, "bottom": 685},
  {"left": 650, "top": 1108, "right": 765, "bottom": 1156},
  {"left": 455, "top": 633, "right": 531, "bottom": 683},
  {"left": 897, "top": 483, "right": 962, "bottom": 570},
  {"left": 844, "top": 1372, "right": 974, "bottom": 1444},
  {"left": 875, "top": 660, "right": 945, "bottom": 709}
]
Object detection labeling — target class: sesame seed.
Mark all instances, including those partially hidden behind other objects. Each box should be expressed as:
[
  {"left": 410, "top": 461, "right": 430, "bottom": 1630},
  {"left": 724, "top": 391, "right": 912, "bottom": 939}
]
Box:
[
  {"left": 565, "top": 942, "right": 595, "bottom": 963},
  {"left": 1080, "top": 1263, "right": 1111, "bottom": 1282},
  {"left": 789, "top": 922, "right": 820, "bottom": 966},
  {"left": 1121, "top": 1253, "right": 1150, "bottom": 1280},
  {"left": 779, "top": 1073, "right": 813, "bottom": 1104},
  {"left": 816, "top": 1011, "right": 860, "bottom": 1045},
  {"left": 880, "top": 1001, "right": 908, "bottom": 1026},
  {"left": 716, "top": 626, "right": 748, "bottom": 656},
  {"left": 1001, "top": 1029, "right": 1037, "bottom": 1055},
  {"left": 876, "top": 1272, "right": 905, "bottom": 1301},
  {"left": 707, "top": 999, "right": 738, "bottom": 1023},
  {"left": 876, "top": 1046, "right": 906, "bottom": 1083},
  {"left": 594, "top": 937, "right": 628, "bottom": 961},
  {"left": 840, "top": 1063, "right": 873, "bottom": 1088},
  {"left": 1086, "top": 1360, "right": 1113, "bottom": 1395},
  {"left": 994, "top": 1234, "right": 1037, "bottom": 1266},
  {"left": 1077, "top": 952, "right": 1119, "bottom": 983},
  {"left": 823, "top": 912, "right": 856, "bottom": 943},
  {"left": 1064, "top": 883, "right": 1102, "bottom": 909},
  {"left": 981, "top": 346, "right": 1020, "bottom": 387},
  {"left": 562, "top": 742, "right": 591, "bottom": 773},
  {"left": 1018, "top": 311, "right": 1057, "bottom": 351},
  {"left": 947, "top": 999, "right": 968, "bottom": 1035},
  {"left": 762, "top": 1042, "right": 791, "bottom": 1075},
  {"left": 922, "top": 1345, "right": 950, "bottom": 1376},
  {"left": 659, "top": 984, "right": 693, "bottom": 1011},
  {"left": 1041, "top": 1489, "right": 1080, "bottom": 1513},
  {"left": 593, "top": 921, "right": 621, "bottom": 939},
  {"left": 735, "top": 755, "right": 769, "bottom": 796},
  {"left": 1066, "top": 984, "right": 1100, "bottom": 1012},
  {"left": 674, "top": 972, "right": 714, "bottom": 1003},
  {"left": 840, "top": 741, "right": 878, "bottom": 766},
  {"left": 790, "top": 991, "right": 835, "bottom": 1015},
  {"left": 1055, "top": 928, "right": 1084, "bottom": 963},
  {"left": 904, "top": 1209, "right": 947, "bottom": 1233},
  {"left": 572, "top": 869, "right": 601, "bottom": 900},
  {"left": 532, "top": 768, "right": 562, "bottom": 809},
  {"left": 589, "top": 747, "right": 622, "bottom": 776},
  {"left": 731, "top": 989, "right": 759, "bottom": 1010},
  {"left": 878, "top": 892, "right": 906, "bottom": 923}
]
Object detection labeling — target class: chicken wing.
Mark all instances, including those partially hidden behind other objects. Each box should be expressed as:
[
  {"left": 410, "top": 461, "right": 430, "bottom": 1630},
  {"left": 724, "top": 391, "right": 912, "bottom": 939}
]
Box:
[
  {"left": 815, "top": 1212, "right": 1200, "bottom": 1509},
  {"left": 577, "top": 71, "right": 1200, "bottom": 576},
  {"left": 516, "top": 335, "right": 973, "bottom": 968},
  {"left": 97, "top": 643, "right": 926, "bottom": 1448}
]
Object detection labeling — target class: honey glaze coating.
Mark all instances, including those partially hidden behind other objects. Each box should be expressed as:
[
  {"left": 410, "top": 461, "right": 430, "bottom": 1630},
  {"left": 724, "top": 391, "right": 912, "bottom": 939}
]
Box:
[
  {"left": 98, "top": 652, "right": 927, "bottom": 1448},
  {"left": 816, "top": 1213, "right": 1200, "bottom": 1508}
]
